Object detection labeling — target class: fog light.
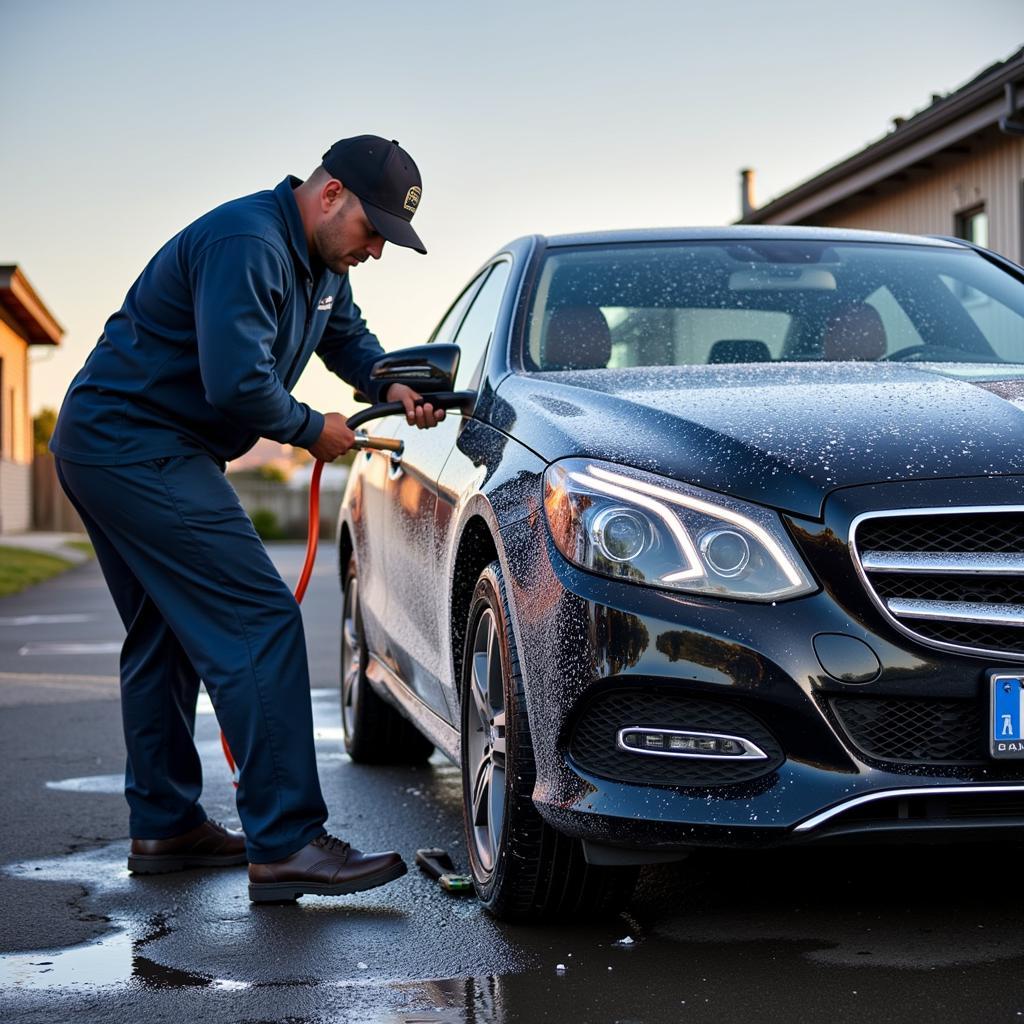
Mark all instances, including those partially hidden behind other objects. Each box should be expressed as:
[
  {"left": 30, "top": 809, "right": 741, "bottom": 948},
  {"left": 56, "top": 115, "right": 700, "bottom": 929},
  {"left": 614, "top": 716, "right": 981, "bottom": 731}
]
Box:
[
  {"left": 669, "top": 735, "right": 698, "bottom": 751},
  {"left": 617, "top": 728, "right": 767, "bottom": 760}
]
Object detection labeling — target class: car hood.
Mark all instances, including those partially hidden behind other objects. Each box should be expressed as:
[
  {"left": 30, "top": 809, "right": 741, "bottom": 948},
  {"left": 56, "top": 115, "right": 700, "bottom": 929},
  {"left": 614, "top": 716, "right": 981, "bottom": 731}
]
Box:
[{"left": 493, "top": 363, "right": 1024, "bottom": 518}]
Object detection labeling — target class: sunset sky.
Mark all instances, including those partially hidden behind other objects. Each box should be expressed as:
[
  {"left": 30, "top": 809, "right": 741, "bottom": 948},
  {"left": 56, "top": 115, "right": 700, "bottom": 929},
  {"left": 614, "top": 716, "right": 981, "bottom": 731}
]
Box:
[{"left": 2, "top": 0, "right": 1021, "bottom": 418}]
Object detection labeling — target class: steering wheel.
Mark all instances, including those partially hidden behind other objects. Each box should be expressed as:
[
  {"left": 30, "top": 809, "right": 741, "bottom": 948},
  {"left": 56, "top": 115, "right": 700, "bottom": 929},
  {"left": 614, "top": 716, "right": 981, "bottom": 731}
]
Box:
[
  {"left": 879, "top": 344, "right": 975, "bottom": 363},
  {"left": 879, "top": 344, "right": 933, "bottom": 362}
]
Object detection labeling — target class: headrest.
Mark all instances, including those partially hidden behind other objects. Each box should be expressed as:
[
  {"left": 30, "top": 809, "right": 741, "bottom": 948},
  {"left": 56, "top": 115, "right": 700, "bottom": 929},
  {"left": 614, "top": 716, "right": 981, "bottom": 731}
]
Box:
[
  {"left": 822, "top": 304, "right": 887, "bottom": 361},
  {"left": 542, "top": 306, "right": 612, "bottom": 370},
  {"left": 708, "top": 339, "right": 772, "bottom": 364}
]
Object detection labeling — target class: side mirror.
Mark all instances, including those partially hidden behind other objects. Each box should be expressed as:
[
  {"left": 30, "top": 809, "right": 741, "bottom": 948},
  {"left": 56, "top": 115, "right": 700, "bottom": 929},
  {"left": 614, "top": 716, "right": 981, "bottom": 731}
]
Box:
[
  {"left": 349, "top": 342, "right": 475, "bottom": 428},
  {"left": 368, "top": 343, "right": 460, "bottom": 395}
]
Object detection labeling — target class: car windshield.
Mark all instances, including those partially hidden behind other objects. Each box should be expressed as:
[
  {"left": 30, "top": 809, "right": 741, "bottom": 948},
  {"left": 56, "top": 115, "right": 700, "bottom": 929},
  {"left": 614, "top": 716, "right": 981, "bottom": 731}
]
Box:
[{"left": 524, "top": 240, "right": 1024, "bottom": 370}]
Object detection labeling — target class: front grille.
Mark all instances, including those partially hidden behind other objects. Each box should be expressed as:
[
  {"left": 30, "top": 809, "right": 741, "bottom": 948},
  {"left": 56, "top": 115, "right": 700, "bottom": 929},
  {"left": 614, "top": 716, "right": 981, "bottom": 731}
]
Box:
[
  {"left": 853, "top": 508, "right": 1024, "bottom": 658},
  {"left": 831, "top": 696, "right": 985, "bottom": 763},
  {"left": 872, "top": 574, "right": 1024, "bottom": 605},
  {"left": 858, "top": 513, "right": 1024, "bottom": 553},
  {"left": 568, "top": 689, "right": 784, "bottom": 788}
]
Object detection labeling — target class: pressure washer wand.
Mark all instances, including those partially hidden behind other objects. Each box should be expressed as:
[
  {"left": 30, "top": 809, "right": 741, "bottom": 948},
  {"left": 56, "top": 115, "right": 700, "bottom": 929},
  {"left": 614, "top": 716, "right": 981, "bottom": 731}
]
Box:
[{"left": 219, "top": 390, "right": 474, "bottom": 785}]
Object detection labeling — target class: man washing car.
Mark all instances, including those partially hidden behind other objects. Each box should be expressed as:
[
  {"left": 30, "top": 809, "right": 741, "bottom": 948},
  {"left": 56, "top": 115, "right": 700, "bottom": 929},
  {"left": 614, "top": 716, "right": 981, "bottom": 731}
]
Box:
[{"left": 50, "top": 136, "right": 443, "bottom": 901}]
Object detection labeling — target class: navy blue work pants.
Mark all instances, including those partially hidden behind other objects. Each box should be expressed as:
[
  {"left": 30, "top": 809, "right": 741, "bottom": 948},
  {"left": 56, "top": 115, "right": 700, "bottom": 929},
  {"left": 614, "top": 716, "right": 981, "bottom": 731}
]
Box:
[{"left": 55, "top": 454, "right": 328, "bottom": 863}]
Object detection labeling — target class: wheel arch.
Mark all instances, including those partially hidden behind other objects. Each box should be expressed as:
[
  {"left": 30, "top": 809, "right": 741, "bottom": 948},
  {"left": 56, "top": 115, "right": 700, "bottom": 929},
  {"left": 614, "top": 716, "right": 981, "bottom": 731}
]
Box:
[
  {"left": 449, "top": 511, "right": 501, "bottom": 699},
  {"left": 337, "top": 515, "right": 354, "bottom": 584}
]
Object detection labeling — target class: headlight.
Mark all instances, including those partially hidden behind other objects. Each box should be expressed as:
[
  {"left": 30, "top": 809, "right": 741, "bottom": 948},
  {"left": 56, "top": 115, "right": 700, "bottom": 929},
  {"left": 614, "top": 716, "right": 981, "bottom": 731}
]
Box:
[{"left": 543, "top": 459, "right": 816, "bottom": 602}]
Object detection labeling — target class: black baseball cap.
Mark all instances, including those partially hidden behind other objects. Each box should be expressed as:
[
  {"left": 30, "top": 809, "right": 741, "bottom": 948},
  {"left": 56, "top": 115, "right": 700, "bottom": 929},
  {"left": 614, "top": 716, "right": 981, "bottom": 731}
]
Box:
[{"left": 321, "top": 136, "right": 426, "bottom": 255}]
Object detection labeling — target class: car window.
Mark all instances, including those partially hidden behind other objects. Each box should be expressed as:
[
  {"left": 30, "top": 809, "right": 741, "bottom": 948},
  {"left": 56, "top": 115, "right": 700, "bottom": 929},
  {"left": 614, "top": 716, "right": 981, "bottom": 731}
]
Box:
[
  {"left": 525, "top": 241, "right": 1024, "bottom": 368},
  {"left": 608, "top": 307, "right": 791, "bottom": 367},
  {"left": 429, "top": 271, "right": 489, "bottom": 345},
  {"left": 452, "top": 261, "right": 512, "bottom": 389},
  {"left": 939, "top": 273, "right": 1024, "bottom": 362}
]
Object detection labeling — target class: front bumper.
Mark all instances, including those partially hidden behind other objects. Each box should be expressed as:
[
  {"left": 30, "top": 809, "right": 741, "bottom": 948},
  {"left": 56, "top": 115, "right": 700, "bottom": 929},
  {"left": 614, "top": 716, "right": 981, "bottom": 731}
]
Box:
[{"left": 498, "top": 478, "right": 1024, "bottom": 854}]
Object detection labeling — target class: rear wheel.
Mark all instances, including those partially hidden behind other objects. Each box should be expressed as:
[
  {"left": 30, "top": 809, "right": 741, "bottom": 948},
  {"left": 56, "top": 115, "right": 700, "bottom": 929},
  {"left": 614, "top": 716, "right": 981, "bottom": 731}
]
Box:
[
  {"left": 341, "top": 554, "right": 433, "bottom": 765},
  {"left": 460, "top": 561, "right": 637, "bottom": 921}
]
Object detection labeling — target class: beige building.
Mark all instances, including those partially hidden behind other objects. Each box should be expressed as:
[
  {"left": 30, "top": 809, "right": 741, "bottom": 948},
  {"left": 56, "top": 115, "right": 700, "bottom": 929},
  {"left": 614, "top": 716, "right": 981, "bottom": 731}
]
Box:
[
  {"left": 739, "top": 47, "right": 1024, "bottom": 264},
  {"left": 0, "top": 266, "right": 63, "bottom": 533}
]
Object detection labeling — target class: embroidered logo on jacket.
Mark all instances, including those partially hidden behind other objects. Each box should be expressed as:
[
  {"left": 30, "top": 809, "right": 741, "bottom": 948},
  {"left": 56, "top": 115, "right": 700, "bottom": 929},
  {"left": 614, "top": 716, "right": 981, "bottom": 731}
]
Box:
[{"left": 317, "top": 296, "right": 334, "bottom": 311}]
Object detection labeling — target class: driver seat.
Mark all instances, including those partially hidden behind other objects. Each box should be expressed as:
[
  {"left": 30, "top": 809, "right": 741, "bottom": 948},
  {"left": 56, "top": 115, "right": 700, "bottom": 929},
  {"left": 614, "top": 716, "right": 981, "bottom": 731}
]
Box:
[
  {"left": 542, "top": 306, "right": 612, "bottom": 370},
  {"left": 822, "top": 304, "right": 888, "bottom": 361}
]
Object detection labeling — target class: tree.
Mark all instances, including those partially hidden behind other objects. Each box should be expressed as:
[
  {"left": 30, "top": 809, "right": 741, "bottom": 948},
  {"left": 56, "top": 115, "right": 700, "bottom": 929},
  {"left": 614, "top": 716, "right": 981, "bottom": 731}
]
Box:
[{"left": 33, "top": 408, "right": 57, "bottom": 455}]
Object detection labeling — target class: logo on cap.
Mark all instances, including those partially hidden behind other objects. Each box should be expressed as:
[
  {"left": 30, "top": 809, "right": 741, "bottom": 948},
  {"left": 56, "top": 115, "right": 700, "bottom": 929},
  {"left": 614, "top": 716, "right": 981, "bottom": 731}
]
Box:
[{"left": 403, "top": 186, "right": 421, "bottom": 213}]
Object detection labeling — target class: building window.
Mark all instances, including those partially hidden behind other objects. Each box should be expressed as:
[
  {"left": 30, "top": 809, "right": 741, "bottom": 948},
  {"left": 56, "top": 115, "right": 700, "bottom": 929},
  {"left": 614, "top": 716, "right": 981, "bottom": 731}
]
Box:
[
  {"left": 0, "top": 357, "right": 5, "bottom": 459},
  {"left": 953, "top": 205, "right": 989, "bottom": 306},
  {"left": 955, "top": 204, "right": 988, "bottom": 247}
]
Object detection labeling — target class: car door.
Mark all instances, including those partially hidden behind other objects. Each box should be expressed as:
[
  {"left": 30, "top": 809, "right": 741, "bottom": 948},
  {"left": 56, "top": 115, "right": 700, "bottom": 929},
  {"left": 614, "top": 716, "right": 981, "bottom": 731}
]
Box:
[
  {"left": 346, "top": 412, "right": 403, "bottom": 661},
  {"left": 383, "top": 260, "right": 512, "bottom": 721}
]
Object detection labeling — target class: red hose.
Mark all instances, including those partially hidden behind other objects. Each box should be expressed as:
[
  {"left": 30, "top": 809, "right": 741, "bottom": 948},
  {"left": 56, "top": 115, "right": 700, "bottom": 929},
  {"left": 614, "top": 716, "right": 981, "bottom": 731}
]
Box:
[
  {"left": 220, "top": 458, "right": 325, "bottom": 786},
  {"left": 292, "top": 459, "right": 324, "bottom": 605}
]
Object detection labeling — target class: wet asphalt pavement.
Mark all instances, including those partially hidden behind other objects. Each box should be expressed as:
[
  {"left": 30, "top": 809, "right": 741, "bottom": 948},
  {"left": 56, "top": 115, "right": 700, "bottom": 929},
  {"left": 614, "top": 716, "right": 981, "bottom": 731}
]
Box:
[{"left": 2, "top": 544, "right": 1023, "bottom": 1023}]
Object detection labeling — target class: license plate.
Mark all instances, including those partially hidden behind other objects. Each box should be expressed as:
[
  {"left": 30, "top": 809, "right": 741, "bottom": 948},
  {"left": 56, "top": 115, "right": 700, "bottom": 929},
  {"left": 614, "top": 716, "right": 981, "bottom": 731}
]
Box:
[{"left": 990, "top": 673, "right": 1024, "bottom": 758}]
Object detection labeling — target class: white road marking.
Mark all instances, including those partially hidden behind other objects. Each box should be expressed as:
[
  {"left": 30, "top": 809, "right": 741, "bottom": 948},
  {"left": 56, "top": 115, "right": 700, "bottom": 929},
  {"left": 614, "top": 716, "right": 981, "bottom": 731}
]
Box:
[
  {"left": 18, "top": 642, "right": 122, "bottom": 656},
  {"left": 0, "top": 614, "right": 95, "bottom": 626},
  {"left": 0, "top": 671, "right": 119, "bottom": 685},
  {"left": 314, "top": 727, "right": 344, "bottom": 742},
  {"left": 45, "top": 774, "right": 123, "bottom": 793}
]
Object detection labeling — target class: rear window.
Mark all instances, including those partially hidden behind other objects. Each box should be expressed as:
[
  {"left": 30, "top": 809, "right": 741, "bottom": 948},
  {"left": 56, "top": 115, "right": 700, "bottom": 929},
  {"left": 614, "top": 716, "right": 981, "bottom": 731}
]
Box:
[{"left": 524, "top": 240, "right": 1024, "bottom": 370}]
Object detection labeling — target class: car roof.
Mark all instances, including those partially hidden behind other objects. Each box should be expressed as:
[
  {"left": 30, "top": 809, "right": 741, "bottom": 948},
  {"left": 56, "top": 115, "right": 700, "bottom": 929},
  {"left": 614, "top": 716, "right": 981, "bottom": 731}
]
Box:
[{"left": 538, "top": 225, "right": 966, "bottom": 249}]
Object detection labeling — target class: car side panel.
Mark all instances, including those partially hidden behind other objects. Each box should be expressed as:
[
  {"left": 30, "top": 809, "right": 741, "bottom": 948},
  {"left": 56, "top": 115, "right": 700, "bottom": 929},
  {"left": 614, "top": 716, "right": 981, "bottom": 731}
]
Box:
[
  {"left": 344, "top": 414, "right": 401, "bottom": 658},
  {"left": 435, "top": 420, "right": 547, "bottom": 721}
]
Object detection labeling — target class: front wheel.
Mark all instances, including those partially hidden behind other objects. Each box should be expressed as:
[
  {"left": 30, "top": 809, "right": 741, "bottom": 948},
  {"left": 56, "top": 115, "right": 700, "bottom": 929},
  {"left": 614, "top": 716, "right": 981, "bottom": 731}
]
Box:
[
  {"left": 460, "top": 561, "right": 637, "bottom": 921},
  {"left": 340, "top": 554, "right": 433, "bottom": 765}
]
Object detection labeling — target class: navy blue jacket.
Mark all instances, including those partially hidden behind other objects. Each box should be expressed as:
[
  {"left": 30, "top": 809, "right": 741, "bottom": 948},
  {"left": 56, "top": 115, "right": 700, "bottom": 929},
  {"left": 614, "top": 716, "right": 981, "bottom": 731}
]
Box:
[{"left": 51, "top": 177, "right": 387, "bottom": 466}]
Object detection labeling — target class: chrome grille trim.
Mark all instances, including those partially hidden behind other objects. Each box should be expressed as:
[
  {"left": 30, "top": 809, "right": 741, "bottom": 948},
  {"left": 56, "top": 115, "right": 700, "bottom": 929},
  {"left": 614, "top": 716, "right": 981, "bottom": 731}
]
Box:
[
  {"left": 850, "top": 505, "right": 1024, "bottom": 662},
  {"left": 794, "top": 784, "right": 1024, "bottom": 832},
  {"left": 886, "top": 598, "right": 1024, "bottom": 626},
  {"left": 861, "top": 551, "right": 1024, "bottom": 575}
]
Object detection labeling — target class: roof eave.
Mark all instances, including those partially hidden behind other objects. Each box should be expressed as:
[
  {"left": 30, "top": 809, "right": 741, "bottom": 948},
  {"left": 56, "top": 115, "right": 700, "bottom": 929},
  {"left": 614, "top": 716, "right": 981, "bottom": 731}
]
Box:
[
  {"left": 0, "top": 266, "right": 64, "bottom": 345},
  {"left": 739, "top": 50, "right": 1024, "bottom": 226}
]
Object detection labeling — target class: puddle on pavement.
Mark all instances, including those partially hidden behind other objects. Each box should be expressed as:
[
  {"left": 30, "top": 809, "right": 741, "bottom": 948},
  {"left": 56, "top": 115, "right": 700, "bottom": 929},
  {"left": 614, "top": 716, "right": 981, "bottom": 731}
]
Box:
[
  {"left": 0, "top": 916, "right": 245, "bottom": 992},
  {"left": 5, "top": 840, "right": 1024, "bottom": 1021}
]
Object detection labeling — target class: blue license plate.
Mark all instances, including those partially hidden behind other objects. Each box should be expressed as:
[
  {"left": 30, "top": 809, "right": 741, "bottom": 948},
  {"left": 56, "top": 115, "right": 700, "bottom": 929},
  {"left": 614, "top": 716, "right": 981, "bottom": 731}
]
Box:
[{"left": 990, "top": 673, "right": 1024, "bottom": 758}]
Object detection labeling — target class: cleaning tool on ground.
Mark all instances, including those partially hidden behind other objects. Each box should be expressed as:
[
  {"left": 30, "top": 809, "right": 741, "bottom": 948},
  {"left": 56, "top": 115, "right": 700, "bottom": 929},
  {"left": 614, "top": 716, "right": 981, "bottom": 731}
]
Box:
[{"left": 415, "top": 848, "right": 474, "bottom": 894}]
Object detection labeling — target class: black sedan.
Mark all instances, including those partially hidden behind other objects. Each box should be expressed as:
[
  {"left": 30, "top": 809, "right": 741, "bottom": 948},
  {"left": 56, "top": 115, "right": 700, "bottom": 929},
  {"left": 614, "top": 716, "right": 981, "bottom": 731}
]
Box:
[{"left": 336, "top": 226, "right": 1024, "bottom": 921}]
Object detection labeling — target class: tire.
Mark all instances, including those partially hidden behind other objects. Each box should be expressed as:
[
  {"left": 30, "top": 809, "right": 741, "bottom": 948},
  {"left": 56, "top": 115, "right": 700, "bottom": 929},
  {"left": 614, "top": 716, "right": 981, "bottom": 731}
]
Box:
[
  {"left": 340, "top": 553, "right": 434, "bottom": 765},
  {"left": 460, "top": 561, "right": 638, "bottom": 922}
]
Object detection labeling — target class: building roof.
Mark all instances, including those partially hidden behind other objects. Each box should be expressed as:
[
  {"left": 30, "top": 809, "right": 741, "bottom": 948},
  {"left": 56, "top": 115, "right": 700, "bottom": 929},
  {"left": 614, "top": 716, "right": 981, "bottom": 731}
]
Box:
[
  {"left": 0, "top": 265, "right": 64, "bottom": 345},
  {"left": 739, "top": 46, "right": 1024, "bottom": 225}
]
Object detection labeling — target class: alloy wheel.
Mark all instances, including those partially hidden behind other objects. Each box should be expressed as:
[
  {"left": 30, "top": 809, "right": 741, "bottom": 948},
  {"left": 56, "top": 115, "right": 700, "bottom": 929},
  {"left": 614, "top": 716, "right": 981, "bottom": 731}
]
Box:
[
  {"left": 465, "top": 607, "right": 508, "bottom": 874},
  {"left": 341, "top": 574, "right": 362, "bottom": 741}
]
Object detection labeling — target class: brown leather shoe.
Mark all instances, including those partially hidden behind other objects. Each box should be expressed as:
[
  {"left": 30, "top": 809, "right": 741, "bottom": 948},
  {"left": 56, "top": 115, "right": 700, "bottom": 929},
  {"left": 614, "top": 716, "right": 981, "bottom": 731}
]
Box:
[
  {"left": 248, "top": 833, "right": 407, "bottom": 902},
  {"left": 128, "top": 819, "right": 247, "bottom": 874}
]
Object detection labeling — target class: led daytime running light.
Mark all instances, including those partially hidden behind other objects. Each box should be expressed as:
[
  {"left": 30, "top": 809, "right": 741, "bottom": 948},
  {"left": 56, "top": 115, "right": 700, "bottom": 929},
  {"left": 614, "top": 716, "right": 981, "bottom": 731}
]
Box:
[
  {"left": 586, "top": 464, "right": 804, "bottom": 588},
  {"left": 567, "top": 469, "right": 705, "bottom": 583}
]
